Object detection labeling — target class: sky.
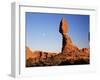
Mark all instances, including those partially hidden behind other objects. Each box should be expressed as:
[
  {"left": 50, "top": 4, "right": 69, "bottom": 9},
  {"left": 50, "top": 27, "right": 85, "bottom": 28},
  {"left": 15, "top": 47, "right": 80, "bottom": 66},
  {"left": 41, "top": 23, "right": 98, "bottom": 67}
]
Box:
[{"left": 26, "top": 12, "right": 89, "bottom": 53}]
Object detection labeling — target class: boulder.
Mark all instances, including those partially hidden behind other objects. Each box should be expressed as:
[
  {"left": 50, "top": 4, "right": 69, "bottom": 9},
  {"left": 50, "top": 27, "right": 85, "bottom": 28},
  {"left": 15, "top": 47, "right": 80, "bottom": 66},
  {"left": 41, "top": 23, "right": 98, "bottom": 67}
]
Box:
[{"left": 59, "top": 17, "right": 68, "bottom": 33}]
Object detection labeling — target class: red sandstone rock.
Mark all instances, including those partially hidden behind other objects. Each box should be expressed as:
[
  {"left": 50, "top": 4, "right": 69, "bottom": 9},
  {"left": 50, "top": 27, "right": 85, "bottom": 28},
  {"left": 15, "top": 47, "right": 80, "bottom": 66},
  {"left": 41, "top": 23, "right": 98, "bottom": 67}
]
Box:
[
  {"left": 82, "top": 48, "right": 89, "bottom": 54},
  {"left": 59, "top": 18, "right": 79, "bottom": 54},
  {"left": 26, "top": 47, "right": 57, "bottom": 60},
  {"left": 59, "top": 17, "right": 68, "bottom": 33}
]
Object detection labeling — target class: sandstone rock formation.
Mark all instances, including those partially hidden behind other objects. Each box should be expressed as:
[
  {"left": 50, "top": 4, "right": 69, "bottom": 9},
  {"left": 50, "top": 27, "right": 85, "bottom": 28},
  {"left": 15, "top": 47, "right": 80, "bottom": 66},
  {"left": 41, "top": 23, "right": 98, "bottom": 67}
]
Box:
[
  {"left": 26, "top": 47, "right": 41, "bottom": 60},
  {"left": 26, "top": 47, "right": 57, "bottom": 67},
  {"left": 59, "top": 17, "right": 79, "bottom": 54},
  {"left": 59, "top": 17, "right": 68, "bottom": 33},
  {"left": 26, "top": 17, "right": 90, "bottom": 67}
]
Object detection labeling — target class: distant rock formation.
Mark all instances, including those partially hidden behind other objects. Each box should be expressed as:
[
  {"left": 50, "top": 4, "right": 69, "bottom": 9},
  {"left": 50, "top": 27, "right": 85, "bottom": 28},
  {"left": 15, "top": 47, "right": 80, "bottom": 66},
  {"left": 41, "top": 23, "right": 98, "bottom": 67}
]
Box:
[
  {"left": 26, "top": 47, "right": 57, "bottom": 67},
  {"left": 26, "top": 47, "right": 41, "bottom": 60},
  {"left": 26, "top": 47, "right": 57, "bottom": 59}
]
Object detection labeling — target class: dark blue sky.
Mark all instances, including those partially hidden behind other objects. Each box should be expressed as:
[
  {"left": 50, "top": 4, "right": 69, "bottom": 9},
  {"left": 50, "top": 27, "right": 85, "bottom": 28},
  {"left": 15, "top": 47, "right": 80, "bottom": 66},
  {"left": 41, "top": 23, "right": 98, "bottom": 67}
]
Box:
[{"left": 26, "top": 12, "right": 89, "bottom": 52}]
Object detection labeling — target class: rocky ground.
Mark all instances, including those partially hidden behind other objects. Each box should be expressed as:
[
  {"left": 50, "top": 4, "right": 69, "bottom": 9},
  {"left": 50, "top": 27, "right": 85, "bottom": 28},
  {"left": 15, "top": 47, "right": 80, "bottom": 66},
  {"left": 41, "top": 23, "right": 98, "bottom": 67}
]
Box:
[{"left": 26, "top": 47, "right": 89, "bottom": 67}]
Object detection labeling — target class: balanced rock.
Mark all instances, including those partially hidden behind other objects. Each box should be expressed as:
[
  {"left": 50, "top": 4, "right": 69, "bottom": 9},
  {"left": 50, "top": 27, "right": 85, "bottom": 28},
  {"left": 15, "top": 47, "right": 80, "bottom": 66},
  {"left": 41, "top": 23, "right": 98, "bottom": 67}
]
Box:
[{"left": 59, "top": 17, "right": 79, "bottom": 54}]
